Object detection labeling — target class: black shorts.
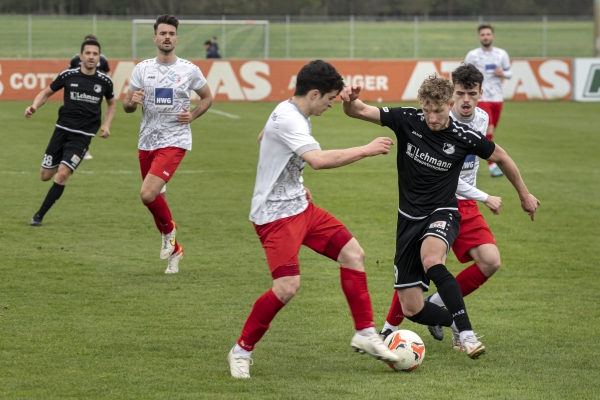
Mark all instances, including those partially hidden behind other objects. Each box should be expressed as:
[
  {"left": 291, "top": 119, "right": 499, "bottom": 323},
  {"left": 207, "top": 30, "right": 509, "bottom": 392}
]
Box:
[
  {"left": 393, "top": 209, "right": 461, "bottom": 291},
  {"left": 41, "top": 127, "right": 92, "bottom": 171}
]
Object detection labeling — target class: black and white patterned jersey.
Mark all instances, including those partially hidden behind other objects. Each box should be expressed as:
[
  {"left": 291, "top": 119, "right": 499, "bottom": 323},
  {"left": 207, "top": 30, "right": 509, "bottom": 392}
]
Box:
[
  {"left": 49, "top": 68, "right": 114, "bottom": 136},
  {"left": 379, "top": 106, "right": 496, "bottom": 219},
  {"left": 129, "top": 57, "right": 207, "bottom": 151}
]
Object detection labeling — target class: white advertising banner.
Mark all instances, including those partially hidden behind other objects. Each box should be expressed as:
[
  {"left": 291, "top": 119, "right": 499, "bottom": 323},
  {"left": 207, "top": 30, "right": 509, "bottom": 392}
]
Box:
[{"left": 573, "top": 58, "right": 600, "bottom": 102}]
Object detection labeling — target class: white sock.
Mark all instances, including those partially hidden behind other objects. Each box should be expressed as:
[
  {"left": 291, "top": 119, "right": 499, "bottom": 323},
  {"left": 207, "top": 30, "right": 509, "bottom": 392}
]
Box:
[
  {"left": 428, "top": 293, "right": 445, "bottom": 308},
  {"left": 382, "top": 321, "right": 399, "bottom": 332},
  {"left": 233, "top": 344, "right": 252, "bottom": 358},
  {"left": 459, "top": 330, "right": 475, "bottom": 344},
  {"left": 489, "top": 162, "right": 498, "bottom": 170},
  {"left": 357, "top": 327, "right": 377, "bottom": 336}
]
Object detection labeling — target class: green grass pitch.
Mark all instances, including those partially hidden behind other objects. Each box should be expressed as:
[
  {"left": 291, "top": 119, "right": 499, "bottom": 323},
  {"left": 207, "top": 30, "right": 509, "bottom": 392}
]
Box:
[{"left": 1, "top": 99, "right": 599, "bottom": 398}]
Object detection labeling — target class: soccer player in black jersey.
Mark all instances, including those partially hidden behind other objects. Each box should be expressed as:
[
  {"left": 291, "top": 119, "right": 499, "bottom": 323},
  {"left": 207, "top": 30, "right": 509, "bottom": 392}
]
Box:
[
  {"left": 25, "top": 39, "right": 116, "bottom": 226},
  {"left": 341, "top": 74, "right": 539, "bottom": 359}
]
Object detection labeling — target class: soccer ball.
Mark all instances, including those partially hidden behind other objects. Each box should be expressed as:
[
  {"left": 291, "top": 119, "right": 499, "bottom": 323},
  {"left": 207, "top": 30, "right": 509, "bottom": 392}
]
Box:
[{"left": 383, "top": 329, "right": 426, "bottom": 372}]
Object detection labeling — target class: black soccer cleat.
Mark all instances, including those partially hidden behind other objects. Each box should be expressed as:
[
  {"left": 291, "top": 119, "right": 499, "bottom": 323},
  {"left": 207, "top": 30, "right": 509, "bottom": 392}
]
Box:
[
  {"left": 30, "top": 213, "right": 43, "bottom": 227},
  {"left": 379, "top": 328, "right": 393, "bottom": 341},
  {"left": 424, "top": 295, "right": 444, "bottom": 341}
]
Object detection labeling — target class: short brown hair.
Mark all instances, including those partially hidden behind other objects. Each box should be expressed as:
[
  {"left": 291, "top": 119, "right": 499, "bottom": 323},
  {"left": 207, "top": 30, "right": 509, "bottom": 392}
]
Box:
[
  {"left": 154, "top": 14, "right": 179, "bottom": 34},
  {"left": 417, "top": 74, "right": 454, "bottom": 105},
  {"left": 478, "top": 24, "right": 494, "bottom": 33}
]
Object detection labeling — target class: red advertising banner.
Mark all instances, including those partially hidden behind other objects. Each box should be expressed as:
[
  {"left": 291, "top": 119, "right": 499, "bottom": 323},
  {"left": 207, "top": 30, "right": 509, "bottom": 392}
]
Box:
[{"left": 0, "top": 58, "right": 572, "bottom": 102}]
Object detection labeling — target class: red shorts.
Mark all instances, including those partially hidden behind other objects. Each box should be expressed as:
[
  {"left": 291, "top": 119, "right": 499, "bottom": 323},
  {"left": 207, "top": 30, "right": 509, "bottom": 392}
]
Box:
[
  {"left": 254, "top": 202, "right": 353, "bottom": 280},
  {"left": 477, "top": 101, "right": 503, "bottom": 128},
  {"left": 138, "top": 147, "right": 186, "bottom": 183},
  {"left": 451, "top": 200, "right": 496, "bottom": 263}
]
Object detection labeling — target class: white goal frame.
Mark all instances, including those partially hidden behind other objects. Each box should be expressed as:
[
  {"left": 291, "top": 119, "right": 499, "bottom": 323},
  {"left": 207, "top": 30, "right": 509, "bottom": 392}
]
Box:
[{"left": 131, "top": 19, "right": 270, "bottom": 59}]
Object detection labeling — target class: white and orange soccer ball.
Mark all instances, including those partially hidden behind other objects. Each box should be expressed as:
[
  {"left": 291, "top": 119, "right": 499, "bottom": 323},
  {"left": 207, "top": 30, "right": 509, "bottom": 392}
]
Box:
[{"left": 383, "top": 329, "right": 426, "bottom": 372}]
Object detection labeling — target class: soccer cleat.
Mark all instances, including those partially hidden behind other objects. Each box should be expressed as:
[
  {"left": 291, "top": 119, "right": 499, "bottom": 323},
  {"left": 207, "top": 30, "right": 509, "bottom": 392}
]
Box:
[
  {"left": 452, "top": 330, "right": 463, "bottom": 351},
  {"left": 30, "top": 213, "right": 43, "bottom": 227},
  {"left": 227, "top": 348, "right": 253, "bottom": 378},
  {"left": 83, "top": 151, "right": 93, "bottom": 160},
  {"left": 379, "top": 328, "right": 393, "bottom": 341},
  {"left": 462, "top": 334, "right": 486, "bottom": 359},
  {"left": 424, "top": 295, "right": 444, "bottom": 341},
  {"left": 165, "top": 246, "right": 184, "bottom": 274},
  {"left": 351, "top": 332, "right": 400, "bottom": 363},
  {"left": 489, "top": 164, "right": 504, "bottom": 178},
  {"left": 160, "top": 222, "right": 177, "bottom": 260}
]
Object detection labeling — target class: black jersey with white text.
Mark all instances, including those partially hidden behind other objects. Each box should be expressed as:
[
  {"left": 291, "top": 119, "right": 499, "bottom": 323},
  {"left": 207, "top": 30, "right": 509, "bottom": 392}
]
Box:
[
  {"left": 49, "top": 68, "right": 114, "bottom": 136},
  {"left": 380, "top": 106, "right": 495, "bottom": 219}
]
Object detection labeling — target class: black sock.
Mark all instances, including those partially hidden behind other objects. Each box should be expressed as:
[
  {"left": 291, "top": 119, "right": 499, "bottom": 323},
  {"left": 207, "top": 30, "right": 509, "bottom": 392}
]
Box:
[
  {"left": 405, "top": 301, "right": 453, "bottom": 327},
  {"left": 426, "top": 264, "right": 472, "bottom": 332},
  {"left": 37, "top": 182, "right": 65, "bottom": 219}
]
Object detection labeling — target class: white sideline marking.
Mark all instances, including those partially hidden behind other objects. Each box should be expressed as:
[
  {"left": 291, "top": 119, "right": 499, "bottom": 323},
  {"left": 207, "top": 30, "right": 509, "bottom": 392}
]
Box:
[{"left": 207, "top": 109, "right": 241, "bottom": 119}]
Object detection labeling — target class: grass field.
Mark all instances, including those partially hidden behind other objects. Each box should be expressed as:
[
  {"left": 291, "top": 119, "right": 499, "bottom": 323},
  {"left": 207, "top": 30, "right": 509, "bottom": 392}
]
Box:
[
  {"left": 1, "top": 99, "right": 600, "bottom": 399},
  {"left": 0, "top": 15, "right": 594, "bottom": 60}
]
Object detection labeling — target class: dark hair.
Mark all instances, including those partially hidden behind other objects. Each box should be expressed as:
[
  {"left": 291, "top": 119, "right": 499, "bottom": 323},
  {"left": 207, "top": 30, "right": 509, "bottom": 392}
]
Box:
[
  {"left": 154, "top": 14, "right": 179, "bottom": 33},
  {"left": 417, "top": 74, "right": 454, "bottom": 105},
  {"left": 294, "top": 60, "right": 345, "bottom": 97},
  {"left": 451, "top": 63, "right": 483, "bottom": 90},
  {"left": 204, "top": 40, "right": 212, "bottom": 46},
  {"left": 478, "top": 24, "right": 494, "bottom": 33},
  {"left": 84, "top": 34, "right": 98, "bottom": 41},
  {"left": 81, "top": 39, "right": 101, "bottom": 54}
]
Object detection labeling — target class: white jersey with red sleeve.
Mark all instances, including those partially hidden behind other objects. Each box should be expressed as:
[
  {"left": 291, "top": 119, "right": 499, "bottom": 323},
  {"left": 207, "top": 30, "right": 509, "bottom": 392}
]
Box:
[
  {"left": 249, "top": 100, "right": 321, "bottom": 225},
  {"left": 129, "top": 57, "right": 207, "bottom": 151},
  {"left": 465, "top": 47, "right": 512, "bottom": 102},
  {"left": 450, "top": 107, "right": 489, "bottom": 200}
]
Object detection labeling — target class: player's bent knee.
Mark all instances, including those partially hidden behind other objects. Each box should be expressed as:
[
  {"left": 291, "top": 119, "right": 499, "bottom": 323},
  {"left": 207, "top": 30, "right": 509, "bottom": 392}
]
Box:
[
  {"left": 272, "top": 275, "right": 300, "bottom": 304},
  {"left": 140, "top": 190, "right": 158, "bottom": 204}
]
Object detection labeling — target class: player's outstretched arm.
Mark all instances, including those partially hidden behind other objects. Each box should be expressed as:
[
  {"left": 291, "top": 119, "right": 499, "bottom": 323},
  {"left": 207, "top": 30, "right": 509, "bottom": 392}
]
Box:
[
  {"left": 24, "top": 87, "right": 55, "bottom": 119},
  {"left": 487, "top": 144, "right": 540, "bottom": 220},
  {"left": 99, "top": 97, "right": 116, "bottom": 138},
  {"left": 455, "top": 178, "right": 502, "bottom": 214},
  {"left": 341, "top": 85, "right": 382, "bottom": 125},
  {"left": 123, "top": 88, "right": 144, "bottom": 113},
  {"left": 301, "top": 137, "right": 394, "bottom": 170}
]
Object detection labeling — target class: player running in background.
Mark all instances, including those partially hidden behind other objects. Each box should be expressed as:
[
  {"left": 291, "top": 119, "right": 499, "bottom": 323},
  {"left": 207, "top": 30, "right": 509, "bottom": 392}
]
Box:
[
  {"left": 25, "top": 39, "right": 115, "bottom": 227},
  {"left": 380, "top": 64, "right": 506, "bottom": 350},
  {"left": 466, "top": 24, "right": 512, "bottom": 177},
  {"left": 227, "top": 60, "right": 399, "bottom": 379},
  {"left": 69, "top": 34, "right": 111, "bottom": 160},
  {"left": 342, "top": 74, "right": 539, "bottom": 360},
  {"left": 123, "top": 14, "right": 213, "bottom": 274}
]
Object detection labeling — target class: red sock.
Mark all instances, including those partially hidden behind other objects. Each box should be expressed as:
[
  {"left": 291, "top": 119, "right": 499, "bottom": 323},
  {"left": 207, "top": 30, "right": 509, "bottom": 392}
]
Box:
[
  {"left": 172, "top": 242, "right": 181, "bottom": 255},
  {"left": 455, "top": 263, "right": 489, "bottom": 297},
  {"left": 144, "top": 196, "right": 173, "bottom": 234},
  {"left": 238, "top": 289, "right": 285, "bottom": 351},
  {"left": 340, "top": 267, "right": 375, "bottom": 330},
  {"left": 386, "top": 290, "right": 405, "bottom": 326}
]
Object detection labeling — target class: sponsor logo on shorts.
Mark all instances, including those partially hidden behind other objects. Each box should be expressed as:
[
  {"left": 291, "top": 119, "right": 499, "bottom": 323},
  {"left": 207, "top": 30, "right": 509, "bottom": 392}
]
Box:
[
  {"left": 429, "top": 221, "right": 446, "bottom": 230},
  {"left": 435, "top": 229, "right": 447, "bottom": 236},
  {"left": 71, "top": 155, "right": 81, "bottom": 165},
  {"left": 163, "top": 170, "right": 170, "bottom": 177},
  {"left": 443, "top": 143, "right": 455, "bottom": 155},
  {"left": 406, "top": 144, "right": 453, "bottom": 171}
]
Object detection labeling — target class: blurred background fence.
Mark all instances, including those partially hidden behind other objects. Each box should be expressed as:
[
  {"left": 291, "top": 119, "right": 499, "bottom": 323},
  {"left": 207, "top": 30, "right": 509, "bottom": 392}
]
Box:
[{"left": 0, "top": 14, "right": 593, "bottom": 60}]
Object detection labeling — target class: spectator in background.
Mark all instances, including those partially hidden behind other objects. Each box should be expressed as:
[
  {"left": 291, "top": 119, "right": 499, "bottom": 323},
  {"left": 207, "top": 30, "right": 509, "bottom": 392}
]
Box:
[
  {"left": 69, "top": 34, "right": 111, "bottom": 160},
  {"left": 205, "top": 39, "right": 221, "bottom": 58}
]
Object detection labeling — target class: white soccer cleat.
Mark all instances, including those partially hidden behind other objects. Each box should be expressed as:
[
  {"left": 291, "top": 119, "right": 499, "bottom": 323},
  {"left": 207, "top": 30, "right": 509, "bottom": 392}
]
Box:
[
  {"left": 351, "top": 332, "right": 400, "bottom": 363},
  {"left": 165, "top": 246, "right": 183, "bottom": 274},
  {"left": 160, "top": 222, "right": 177, "bottom": 260},
  {"left": 227, "top": 348, "right": 253, "bottom": 378},
  {"left": 451, "top": 325, "right": 463, "bottom": 351},
  {"left": 462, "top": 333, "right": 486, "bottom": 359},
  {"left": 83, "top": 151, "right": 93, "bottom": 160}
]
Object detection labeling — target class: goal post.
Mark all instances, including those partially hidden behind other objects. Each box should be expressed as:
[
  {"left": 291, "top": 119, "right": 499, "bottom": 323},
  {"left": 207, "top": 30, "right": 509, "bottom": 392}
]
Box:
[{"left": 131, "top": 19, "right": 269, "bottom": 59}]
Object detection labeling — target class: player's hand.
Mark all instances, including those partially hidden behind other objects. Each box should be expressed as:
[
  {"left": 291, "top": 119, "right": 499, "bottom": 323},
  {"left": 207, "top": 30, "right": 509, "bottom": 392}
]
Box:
[
  {"left": 484, "top": 195, "right": 502, "bottom": 215},
  {"left": 25, "top": 106, "right": 36, "bottom": 119},
  {"left": 99, "top": 125, "right": 110, "bottom": 138},
  {"left": 494, "top": 66, "right": 504, "bottom": 77},
  {"left": 177, "top": 107, "right": 193, "bottom": 124},
  {"left": 131, "top": 88, "right": 145, "bottom": 105},
  {"left": 340, "top": 85, "right": 362, "bottom": 102},
  {"left": 304, "top": 187, "right": 313, "bottom": 202},
  {"left": 364, "top": 137, "right": 394, "bottom": 156},
  {"left": 521, "top": 193, "right": 540, "bottom": 221}
]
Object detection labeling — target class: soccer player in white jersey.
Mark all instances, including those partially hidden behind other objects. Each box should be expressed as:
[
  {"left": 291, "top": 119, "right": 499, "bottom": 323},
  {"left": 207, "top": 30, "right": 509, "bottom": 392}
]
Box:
[
  {"left": 227, "top": 60, "right": 399, "bottom": 379},
  {"left": 123, "top": 14, "right": 213, "bottom": 274},
  {"left": 465, "top": 24, "right": 513, "bottom": 177},
  {"left": 380, "top": 64, "right": 505, "bottom": 350}
]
